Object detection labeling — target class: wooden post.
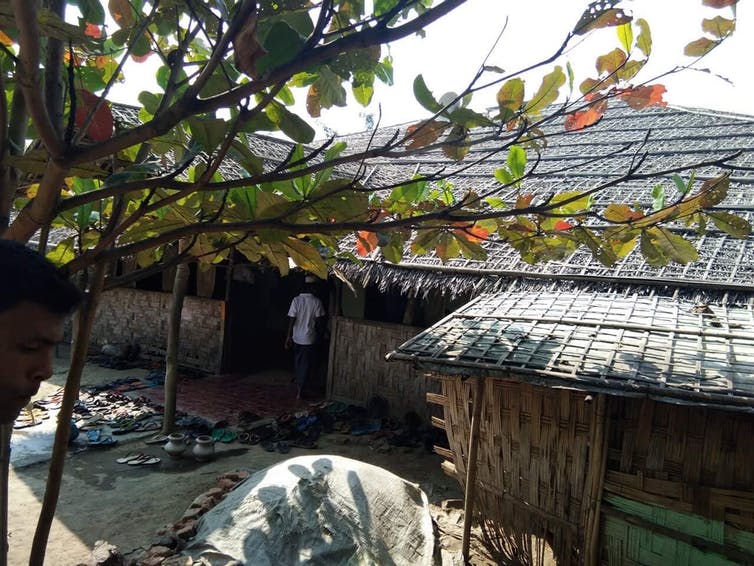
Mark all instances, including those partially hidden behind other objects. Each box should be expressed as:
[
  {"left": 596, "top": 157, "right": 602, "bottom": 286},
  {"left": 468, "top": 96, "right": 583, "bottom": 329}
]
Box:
[
  {"left": 582, "top": 394, "right": 608, "bottom": 566},
  {"left": 0, "top": 424, "right": 10, "bottom": 566},
  {"left": 462, "top": 377, "right": 485, "bottom": 561}
]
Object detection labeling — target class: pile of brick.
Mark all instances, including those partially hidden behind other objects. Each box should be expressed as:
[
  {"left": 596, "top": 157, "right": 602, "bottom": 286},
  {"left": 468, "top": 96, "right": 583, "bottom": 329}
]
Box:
[{"left": 82, "top": 470, "right": 250, "bottom": 566}]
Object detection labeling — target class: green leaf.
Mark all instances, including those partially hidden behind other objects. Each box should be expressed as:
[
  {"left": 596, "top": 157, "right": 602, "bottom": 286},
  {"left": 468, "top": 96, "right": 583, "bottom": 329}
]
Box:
[
  {"left": 454, "top": 233, "right": 487, "bottom": 261},
  {"left": 375, "top": 56, "right": 394, "bottom": 86},
  {"left": 635, "top": 18, "right": 652, "bottom": 57},
  {"left": 229, "top": 186, "right": 257, "bottom": 218},
  {"left": 496, "top": 78, "right": 525, "bottom": 121},
  {"left": 186, "top": 117, "right": 228, "bottom": 152},
  {"left": 256, "top": 21, "right": 305, "bottom": 76},
  {"left": 410, "top": 228, "right": 443, "bottom": 255},
  {"left": 448, "top": 108, "right": 493, "bottom": 128},
  {"left": 524, "top": 66, "right": 565, "bottom": 114},
  {"left": 47, "top": 237, "right": 76, "bottom": 266},
  {"left": 645, "top": 227, "right": 699, "bottom": 264},
  {"left": 315, "top": 66, "right": 348, "bottom": 109},
  {"left": 572, "top": 227, "right": 617, "bottom": 266},
  {"left": 283, "top": 238, "right": 328, "bottom": 279},
  {"left": 138, "top": 91, "right": 161, "bottom": 115},
  {"left": 494, "top": 167, "right": 514, "bottom": 186},
  {"left": 617, "top": 22, "right": 633, "bottom": 53},
  {"left": 267, "top": 102, "right": 315, "bottom": 143},
  {"left": 640, "top": 230, "right": 666, "bottom": 266},
  {"left": 485, "top": 196, "right": 508, "bottom": 209},
  {"left": 74, "top": 0, "right": 106, "bottom": 24},
  {"left": 707, "top": 211, "right": 751, "bottom": 238},
  {"left": 413, "top": 74, "right": 443, "bottom": 113},
  {"left": 672, "top": 174, "right": 689, "bottom": 195},
  {"left": 506, "top": 146, "right": 526, "bottom": 179},
  {"left": 651, "top": 184, "right": 666, "bottom": 211}
]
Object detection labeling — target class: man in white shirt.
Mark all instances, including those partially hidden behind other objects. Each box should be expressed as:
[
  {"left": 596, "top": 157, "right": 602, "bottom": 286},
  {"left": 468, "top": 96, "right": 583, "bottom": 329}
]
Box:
[{"left": 285, "top": 275, "right": 325, "bottom": 399}]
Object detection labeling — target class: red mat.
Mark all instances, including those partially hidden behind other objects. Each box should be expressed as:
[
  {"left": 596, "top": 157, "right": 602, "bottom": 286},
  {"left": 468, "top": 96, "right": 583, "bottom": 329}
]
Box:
[{"left": 137, "top": 372, "right": 316, "bottom": 424}]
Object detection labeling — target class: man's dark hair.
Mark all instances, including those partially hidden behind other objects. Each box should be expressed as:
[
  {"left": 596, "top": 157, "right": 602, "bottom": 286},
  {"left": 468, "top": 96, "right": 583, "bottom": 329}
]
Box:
[{"left": 0, "top": 240, "right": 82, "bottom": 314}]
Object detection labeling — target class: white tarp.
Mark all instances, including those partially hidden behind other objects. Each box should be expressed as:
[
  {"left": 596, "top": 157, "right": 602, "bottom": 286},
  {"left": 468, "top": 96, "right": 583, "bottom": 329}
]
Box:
[{"left": 184, "top": 455, "right": 436, "bottom": 566}]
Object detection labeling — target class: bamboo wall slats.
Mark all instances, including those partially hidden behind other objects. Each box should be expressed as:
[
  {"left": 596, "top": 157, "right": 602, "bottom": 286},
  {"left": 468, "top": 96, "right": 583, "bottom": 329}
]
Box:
[
  {"left": 430, "top": 374, "right": 754, "bottom": 564},
  {"left": 328, "top": 316, "right": 440, "bottom": 420}
]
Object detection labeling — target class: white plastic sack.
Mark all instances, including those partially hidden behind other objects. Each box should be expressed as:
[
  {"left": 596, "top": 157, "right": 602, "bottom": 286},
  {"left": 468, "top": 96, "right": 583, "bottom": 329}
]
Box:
[{"left": 184, "top": 455, "right": 436, "bottom": 566}]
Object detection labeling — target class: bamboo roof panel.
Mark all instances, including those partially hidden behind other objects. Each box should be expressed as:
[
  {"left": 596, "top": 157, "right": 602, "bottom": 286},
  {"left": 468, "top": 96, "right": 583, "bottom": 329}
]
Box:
[{"left": 389, "top": 290, "right": 754, "bottom": 411}]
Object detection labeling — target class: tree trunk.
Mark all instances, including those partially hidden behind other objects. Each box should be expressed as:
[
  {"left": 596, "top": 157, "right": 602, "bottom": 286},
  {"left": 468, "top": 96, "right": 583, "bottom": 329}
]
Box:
[
  {"left": 162, "top": 245, "right": 190, "bottom": 434},
  {"left": 28, "top": 262, "right": 106, "bottom": 566}
]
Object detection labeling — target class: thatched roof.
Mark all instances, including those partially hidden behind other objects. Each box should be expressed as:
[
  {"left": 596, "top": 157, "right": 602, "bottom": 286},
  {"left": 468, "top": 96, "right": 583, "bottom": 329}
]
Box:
[
  {"left": 387, "top": 290, "right": 754, "bottom": 412},
  {"left": 336, "top": 104, "right": 754, "bottom": 302}
]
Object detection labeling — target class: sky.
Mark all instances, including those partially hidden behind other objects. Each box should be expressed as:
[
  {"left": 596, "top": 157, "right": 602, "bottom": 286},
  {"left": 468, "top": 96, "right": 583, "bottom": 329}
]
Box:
[{"left": 108, "top": 0, "right": 752, "bottom": 134}]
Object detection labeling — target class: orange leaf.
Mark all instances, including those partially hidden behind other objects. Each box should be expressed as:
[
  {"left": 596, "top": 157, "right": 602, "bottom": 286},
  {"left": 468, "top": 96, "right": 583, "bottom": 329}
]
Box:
[
  {"left": 84, "top": 23, "right": 102, "bottom": 39},
  {"left": 356, "top": 231, "right": 378, "bottom": 256},
  {"left": 617, "top": 85, "right": 667, "bottom": 110},
  {"left": 515, "top": 193, "right": 534, "bottom": 209},
  {"left": 109, "top": 0, "right": 135, "bottom": 29},
  {"left": 232, "top": 10, "right": 265, "bottom": 78},
  {"left": 405, "top": 120, "right": 449, "bottom": 150},
  {"left": 0, "top": 30, "right": 13, "bottom": 46},
  {"left": 130, "top": 52, "right": 152, "bottom": 63},
  {"left": 554, "top": 220, "right": 574, "bottom": 231},
  {"left": 74, "top": 89, "right": 114, "bottom": 142},
  {"left": 565, "top": 97, "right": 608, "bottom": 131},
  {"left": 453, "top": 224, "right": 489, "bottom": 243}
]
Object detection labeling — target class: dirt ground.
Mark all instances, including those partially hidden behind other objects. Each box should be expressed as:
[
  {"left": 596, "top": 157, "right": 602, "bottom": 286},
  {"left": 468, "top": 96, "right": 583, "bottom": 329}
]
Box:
[{"left": 7, "top": 354, "right": 492, "bottom": 566}]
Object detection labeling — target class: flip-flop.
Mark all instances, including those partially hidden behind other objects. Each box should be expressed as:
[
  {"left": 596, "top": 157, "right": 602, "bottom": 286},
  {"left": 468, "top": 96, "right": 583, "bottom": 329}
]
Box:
[
  {"left": 88, "top": 435, "right": 117, "bottom": 448},
  {"left": 221, "top": 430, "right": 237, "bottom": 443},
  {"left": 144, "top": 434, "right": 169, "bottom": 445},
  {"left": 237, "top": 432, "right": 250, "bottom": 444},
  {"left": 261, "top": 440, "right": 275, "bottom": 452},
  {"left": 277, "top": 441, "right": 290, "bottom": 454},
  {"left": 87, "top": 429, "right": 102, "bottom": 443},
  {"left": 116, "top": 451, "right": 146, "bottom": 464},
  {"left": 211, "top": 428, "right": 225, "bottom": 442},
  {"left": 127, "top": 454, "right": 160, "bottom": 466},
  {"left": 134, "top": 420, "right": 160, "bottom": 432}
]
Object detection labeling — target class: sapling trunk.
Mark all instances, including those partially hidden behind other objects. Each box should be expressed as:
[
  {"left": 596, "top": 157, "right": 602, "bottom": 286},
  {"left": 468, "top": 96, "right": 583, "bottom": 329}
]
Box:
[
  {"left": 162, "top": 242, "right": 190, "bottom": 434},
  {"left": 28, "top": 262, "right": 106, "bottom": 566}
]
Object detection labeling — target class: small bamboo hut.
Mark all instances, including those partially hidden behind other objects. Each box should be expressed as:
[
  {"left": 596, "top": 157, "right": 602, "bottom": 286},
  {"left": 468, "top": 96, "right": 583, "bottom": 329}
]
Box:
[{"left": 388, "top": 290, "right": 754, "bottom": 565}]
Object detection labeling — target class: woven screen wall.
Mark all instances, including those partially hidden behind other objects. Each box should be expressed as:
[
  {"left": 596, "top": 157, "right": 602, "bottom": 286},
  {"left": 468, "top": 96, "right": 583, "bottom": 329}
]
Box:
[
  {"left": 603, "top": 397, "right": 754, "bottom": 562},
  {"left": 328, "top": 316, "right": 438, "bottom": 420},
  {"left": 436, "top": 377, "right": 595, "bottom": 565}
]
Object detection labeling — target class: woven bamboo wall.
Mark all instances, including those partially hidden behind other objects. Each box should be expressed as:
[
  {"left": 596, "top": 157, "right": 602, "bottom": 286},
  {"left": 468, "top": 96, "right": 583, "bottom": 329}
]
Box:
[
  {"left": 603, "top": 397, "right": 754, "bottom": 561},
  {"left": 436, "top": 376, "right": 594, "bottom": 565},
  {"left": 328, "top": 316, "right": 438, "bottom": 420}
]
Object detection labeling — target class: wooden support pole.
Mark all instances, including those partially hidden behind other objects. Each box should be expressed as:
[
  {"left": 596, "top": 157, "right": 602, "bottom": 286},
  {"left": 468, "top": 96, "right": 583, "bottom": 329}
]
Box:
[
  {"left": 583, "top": 394, "right": 608, "bottom": 566},
  {"left": 462, "top": 377, "right": 485, "bottom": 561}
]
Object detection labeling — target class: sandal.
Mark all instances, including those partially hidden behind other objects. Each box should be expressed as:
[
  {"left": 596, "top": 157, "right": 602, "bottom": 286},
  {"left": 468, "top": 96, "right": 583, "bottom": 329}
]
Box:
[
  {"left": 144, "top": 434, "right": 169, "bottom": 445},
  {"left": 88, "top": 435, "right": 117, "bottom": 448},
  {"left": 116, "top": 451, "right": 146, "bottom": 464},
  {"left": 261, "top": 440, "right": 276, "bottom": 452},
  {"left": 127, "top": 454, "right": 160, "bottom": 466}
]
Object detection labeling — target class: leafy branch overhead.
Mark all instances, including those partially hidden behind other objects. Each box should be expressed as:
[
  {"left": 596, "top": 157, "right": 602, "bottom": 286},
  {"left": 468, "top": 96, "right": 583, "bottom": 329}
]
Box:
[{"left": 0, "top": 0, "right": 746, "bottom": 284}]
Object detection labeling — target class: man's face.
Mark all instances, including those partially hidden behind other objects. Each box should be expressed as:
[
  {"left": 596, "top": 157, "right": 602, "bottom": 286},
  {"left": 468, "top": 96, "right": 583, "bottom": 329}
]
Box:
[{"left": 0, "top": 302, "right": 65, "bottom": 424}]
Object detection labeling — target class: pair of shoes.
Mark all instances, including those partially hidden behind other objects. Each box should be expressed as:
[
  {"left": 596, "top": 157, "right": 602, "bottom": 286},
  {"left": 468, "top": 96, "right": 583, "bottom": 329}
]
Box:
[{"left": 116, "top": 451, "right": 160, "bottom": 466}]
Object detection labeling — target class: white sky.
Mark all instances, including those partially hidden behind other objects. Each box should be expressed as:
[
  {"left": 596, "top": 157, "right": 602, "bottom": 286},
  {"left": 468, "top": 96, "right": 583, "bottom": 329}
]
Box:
[{"left": 108, "top": 0, "right": 752, "bottom": 134}]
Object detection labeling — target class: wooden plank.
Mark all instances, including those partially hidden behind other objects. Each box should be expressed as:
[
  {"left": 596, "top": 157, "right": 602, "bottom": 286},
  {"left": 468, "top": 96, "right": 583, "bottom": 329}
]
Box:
[
  {"left": 426, "top": 392, "right": 447, "bottom": 406},
  {"left": 431, "top": 416, "right": 446, "bottom": 430},
  {"left": 433, "top": 445, "right": 454, "bottom": 460}
]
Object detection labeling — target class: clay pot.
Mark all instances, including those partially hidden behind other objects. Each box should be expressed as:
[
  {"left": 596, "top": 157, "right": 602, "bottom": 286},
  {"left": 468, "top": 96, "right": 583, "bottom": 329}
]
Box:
[
  {"left": 192, "top": 435, "right": 215, "bottom": 462},
  {"left": 164, "top": 433, "right": 187, "bottom": 458}
]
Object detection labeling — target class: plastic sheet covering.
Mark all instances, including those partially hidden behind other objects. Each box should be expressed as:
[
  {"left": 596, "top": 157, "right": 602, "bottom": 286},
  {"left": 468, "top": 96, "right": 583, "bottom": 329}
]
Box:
[{"left": 184, "top": 455, "right": 436, "bottom": 566}]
